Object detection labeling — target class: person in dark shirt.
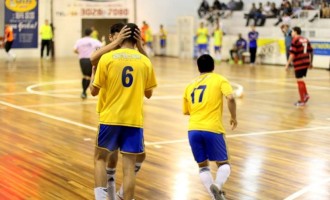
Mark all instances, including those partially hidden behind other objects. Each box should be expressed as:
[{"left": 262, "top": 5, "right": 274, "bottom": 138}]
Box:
[
  {"left": 248, "top": 26, "right": 259, "bottom": 65},
  {"left": 198, "top": 0, "right": 210, "bottom": 18},
  {"left": 229, "top": 33, "right": 247, "bottom": 65}
]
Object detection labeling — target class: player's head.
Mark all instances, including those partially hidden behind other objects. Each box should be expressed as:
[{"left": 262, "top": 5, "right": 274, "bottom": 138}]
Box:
[
  {"left": 197, "top": 54, "right": 214, "bottom": 73},
  {"left": 292, "top": 26, "right": 301, "bottom": 37},
  {"left": 84, "top": 28, "right": 92, "bottom": 36},
  {"left": 109, "top": 23, "right": 125, "bottom": 42},
  {"left": 122, "top": 23, "right": 139, "bottom": 45},
  {"left": 281, "top": 24, "right": 289, "bottom": 32}
]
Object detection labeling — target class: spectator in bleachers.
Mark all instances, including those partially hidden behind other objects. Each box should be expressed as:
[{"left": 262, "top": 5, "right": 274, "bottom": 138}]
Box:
[
  {"left": 255, "top": 3, "right": 266, "bottom": 26},
  {"left": 271, "top": 2, "right": 280, "bottom": 18},
  {"left": 263, "top": 2, "right": 273, "bottom": 16},
  {"left": 213, "top": 0, "right": 222, "bottom": 10},
  {"left": 309, "top": 1, "right": 330, "bottom": 22},
  {"left": 274, "top": 1, "right": 293, "bottom": 26},
  {"left": 281, "top": 24, "right": 292, "bottom": 61},
  {"left": 248, "top": 26, "right": 259, "bottom": 66},
  {"left": 237, "top": 0, "right": 244, "bottom": 10},
  {"left": 246, "top": 3, "right": 258, "bottom": 26},
  {"left": 302, "top": 0, "right": 314, "bottom": 10},
  {"left": 229, "top": 33, "right": 247, "bottom": 65},
  {"left": 198, "top": 0, "right": 210, "bottom": 18}
]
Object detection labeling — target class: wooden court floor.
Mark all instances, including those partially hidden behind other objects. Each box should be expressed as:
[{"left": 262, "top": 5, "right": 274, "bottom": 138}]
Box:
[{"left": 0, "top": 57, "right": 329, "bottom": 200}]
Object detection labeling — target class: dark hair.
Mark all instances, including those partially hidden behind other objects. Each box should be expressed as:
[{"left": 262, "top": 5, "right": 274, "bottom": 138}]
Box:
[
  {"left": 110, "top": 23, "right": 125, "bottom": 34},
  {"left": 122, "top": 23, "right": 139, "bottom": 45},
  {"left": 85, "top": 28, "right": 92, "bottom": 36},
  {"left": 197, "top": 54, "right": 214, "bottom": 73},
  {"left": 292, "top": 26, "right": 301, "bottom": 35}
]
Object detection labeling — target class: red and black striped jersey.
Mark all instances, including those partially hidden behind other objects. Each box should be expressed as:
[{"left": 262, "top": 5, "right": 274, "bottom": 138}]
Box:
[{"left": 289, "top": 36, "right": 313, "bottom": 71}]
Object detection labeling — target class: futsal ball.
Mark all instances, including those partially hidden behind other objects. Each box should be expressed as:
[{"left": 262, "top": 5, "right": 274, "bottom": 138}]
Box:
[{"left": 235, "top": 89, "right": 243, "bottom": 98}]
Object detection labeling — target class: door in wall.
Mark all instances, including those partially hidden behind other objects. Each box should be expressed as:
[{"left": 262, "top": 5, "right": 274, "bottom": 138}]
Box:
[{"left": 82, "top": 18, "right": 128, "bottom": 44}]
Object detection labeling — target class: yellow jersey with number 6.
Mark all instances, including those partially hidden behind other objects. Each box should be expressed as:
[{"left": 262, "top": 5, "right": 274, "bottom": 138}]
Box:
[
  {"left": 183, "top": 73, "right": 233, "bottom": 134},
  {"left": 93, "top": 48, "right": 157, "bottom": 127}
]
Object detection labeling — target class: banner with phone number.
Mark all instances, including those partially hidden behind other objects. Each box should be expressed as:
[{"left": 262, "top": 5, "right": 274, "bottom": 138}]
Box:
[{"left": 5, "top": 0, "right": 38, "bottom": 48}]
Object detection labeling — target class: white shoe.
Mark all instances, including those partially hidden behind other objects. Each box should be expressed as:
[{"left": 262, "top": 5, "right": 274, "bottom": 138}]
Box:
[{"left": 210, "top": 184, "right": 226, "bottom": 200}]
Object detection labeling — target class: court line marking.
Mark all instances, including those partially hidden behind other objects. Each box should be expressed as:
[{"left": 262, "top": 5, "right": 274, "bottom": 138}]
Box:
[
  {"left": 2, "top": 100, "right": 330, "bottom": 199},
  {"left": 145, "top": 126, "right": 330, "bottom": 146},
  {"left": 283, "top": 177, "right": 330, "bottom": 200},
  {"left": 1, "top": 100, "right": 330, "bottom": 146}
]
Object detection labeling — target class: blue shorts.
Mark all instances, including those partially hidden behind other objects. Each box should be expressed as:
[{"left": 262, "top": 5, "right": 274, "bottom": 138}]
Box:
[
  {"left": 214, "top": 46, "right": 221, "bottom": 51},
  {"left": 188, "top": 130, "right": 228, "bottom": 163},
  {"left": 198, "top": 44, "right": 208, "bottom": 51},
  {"left": 97, "top": 125, "right": 144, "bottom": 154},
  {"left": 160, "top": 39, "right": 166, "bottom": 47}
]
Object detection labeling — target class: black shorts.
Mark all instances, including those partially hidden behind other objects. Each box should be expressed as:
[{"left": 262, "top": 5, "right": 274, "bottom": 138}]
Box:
[
  {"left": 79, "top": 58, "right": 92, "bottom": 77},
  {"left": 294, "top": 68, "right": 308, "bottom": 79},
  {"left": 5, "top": 41, "right": 13, "bottom": 52}
]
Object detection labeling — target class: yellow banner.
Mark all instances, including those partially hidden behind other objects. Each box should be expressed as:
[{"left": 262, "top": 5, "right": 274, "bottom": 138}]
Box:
[{"left": 5, "top": 0, "right": 37, "bottom": 13}]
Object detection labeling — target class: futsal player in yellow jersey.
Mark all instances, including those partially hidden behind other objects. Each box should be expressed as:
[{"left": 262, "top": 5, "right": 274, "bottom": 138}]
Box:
[
  {"left": 90, "top": 23, "right": 157, "bottom": 200},
  {"left": 183, "top": 54, "right": 237, "bottom": 200},
  {"left": 213, "top": 24, "right": 223, "bottom": 62},
  {"left": 196, "top": 22, "right": 209, "bottom": 56}
]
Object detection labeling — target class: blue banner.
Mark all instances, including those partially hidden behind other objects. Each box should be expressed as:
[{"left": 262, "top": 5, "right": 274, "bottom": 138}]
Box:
[
  {"left": 311, "top": 41, "right": 330, "bottom": 56},
  {"left": 4, "top": 0, "right": 38, "bottom": 48}
]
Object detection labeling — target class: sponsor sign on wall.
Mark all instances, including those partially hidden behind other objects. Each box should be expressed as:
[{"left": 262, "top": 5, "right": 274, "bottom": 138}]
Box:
[{"left": 5, "top": 0, "right": 39, "bottom": 48}]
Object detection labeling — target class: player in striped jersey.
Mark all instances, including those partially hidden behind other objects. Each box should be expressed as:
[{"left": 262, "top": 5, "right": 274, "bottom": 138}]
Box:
[{"left": 285, "top": 26, "right": 313, "bottom": 107}]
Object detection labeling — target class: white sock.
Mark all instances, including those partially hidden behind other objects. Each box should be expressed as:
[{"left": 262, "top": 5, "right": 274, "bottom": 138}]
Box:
[
  {"left": 215, "top": 164, "right": 231, "bottom": 190},
  {"left": 199, "top": 167, "right": 214, "bottom": 198},
  {"left": 118, "top": 163, "right": 142, "bottom": 198},
  {"left": 94, "top": 187, "right": 107, "bottom": 200},
  {"left": 106, "top": 168, "right": 116, "bottom": 200}
]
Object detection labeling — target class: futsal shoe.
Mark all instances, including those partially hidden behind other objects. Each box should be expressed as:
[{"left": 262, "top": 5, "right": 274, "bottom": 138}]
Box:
[
  {"left": 81, "top": 92, "right": 87, "bottom": 99},
  {"left": 294, "top": 101, "right": 305, "bottom": 107},
  {"left": 304, "top": 94, "right": 310, "bottom": 103},
  {"left": 210, "top": 184, "right": 226, "bottom": 200}
]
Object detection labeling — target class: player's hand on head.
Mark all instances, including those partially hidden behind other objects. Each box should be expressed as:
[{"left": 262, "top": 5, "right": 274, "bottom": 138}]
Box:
[
  {"left": 230, "top": 118, "right": 237, "bottom": 130},
  {"left": 117, "top": 25, "right": 131, "bottom": 42}
]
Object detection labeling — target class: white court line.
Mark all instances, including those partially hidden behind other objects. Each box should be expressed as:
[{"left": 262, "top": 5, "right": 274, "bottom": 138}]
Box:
[
  {"left": 145, "top": 126, "right": 330, "bottom": 146},
  {"left": 283, "top": 177, "right": 330, "bottom": 200},
  {"left": 0, "top": 100, "right": 97, "bottom": 132}
]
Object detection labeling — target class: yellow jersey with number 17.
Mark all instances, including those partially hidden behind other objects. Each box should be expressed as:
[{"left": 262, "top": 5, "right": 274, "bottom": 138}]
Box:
[
  {"left": 183, "top": 73, "right": 233, "bottom": 134},
  {"left": 93, "top": 48, "right": 157, "bottom": 127}
]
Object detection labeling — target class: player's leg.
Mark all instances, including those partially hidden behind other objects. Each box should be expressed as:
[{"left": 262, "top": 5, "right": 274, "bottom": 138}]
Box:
[
  {"left": 94, "top": 147, "right": 110, "bottom": 200},
  {"left": 295, "top": 69, "right": 308, "bottom": 106},
  {"left": 46, "top": 40, "right": 51, "bottom": 58},
  {"left": 79, "top": 58, "right": 92, "bottom": 99},
  {"left": 117, "top": 152, "right": 145, "bottom": 200},
  {"left": 206, "top": 132, "right": 230, "bottom": 200},
  {"left": 120, "top": 126, "right": 144, "bottom": 200},
  {"left": 188, "top": 131, "right": 215, "bottom": 199},
  {"left": 106, "top": 150, "right": 118, "bottom": 200},
  {"left": 95, "top": 125, "right": 121, "bottom": 200},
  {"left": 41, "top": 40, "right": 46, "bottom": 58}
]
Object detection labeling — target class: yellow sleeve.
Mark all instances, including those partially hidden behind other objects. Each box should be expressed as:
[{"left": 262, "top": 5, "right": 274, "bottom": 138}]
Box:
[
  {"left": 93, "top": 55, "right": 108, "bottom": 88},
  {"left": 183, "top": 88, "right": 190, "bottom": 115},
  {"left": 145, "top": 62, "right": 157, "bottom": 91},
  {"left": 221, "top": 78, "right": 233, "bottom": 96}
]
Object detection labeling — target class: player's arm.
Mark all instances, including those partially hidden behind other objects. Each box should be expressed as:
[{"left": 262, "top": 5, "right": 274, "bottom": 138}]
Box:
[
  {"left": 73, "top": 48, "right": 78, "bottom": 54},
  {"left": 90, "top": 66, "right": 100, "bottom": 96},
  {"left": 226, "top": 94, "right": 237, "bottom": 130},
  {"left": 308, "top": 42, "right": 314, "bottom": 69},
  {"left": 90, "top": 26, "right": 130, "bottom": 66},
  {"left": 144, "top": 89, "right": 153, "bottom": 99}
]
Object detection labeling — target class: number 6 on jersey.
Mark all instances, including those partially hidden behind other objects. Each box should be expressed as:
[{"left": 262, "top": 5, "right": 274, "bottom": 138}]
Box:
[{"left": 122, "top": 66, "right": 134, "bottom": 87}]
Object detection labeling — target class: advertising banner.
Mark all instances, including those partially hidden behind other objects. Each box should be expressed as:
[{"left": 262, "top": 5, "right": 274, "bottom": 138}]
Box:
[
  {"left": 310, "top": 41, "right": 330, "bottom": 56},
  {"left": 4, "top": 0, "right": 38, "bottom": 48},
  {"left": 54, "top": 0, "right": 129, "bottom": 19}
]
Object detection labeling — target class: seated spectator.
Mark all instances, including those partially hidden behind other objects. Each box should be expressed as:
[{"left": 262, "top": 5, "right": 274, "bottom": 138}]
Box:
[
  {"left": 263, "top": 2, "right": 272, "bottom": 16},
  {"left": 198, "top": 0, "right": 210, "bottom": 18},
  {"left": 274, "top": 1, "right": 292, "bottom": 26},
  {"left": 270, "top": 2, "right": 279, "bottom": 18},
  {"left": 246, "top": 3, "right": 257, "bottom": 26},
  {"left": 236, "top": 0, "right": 244, "bottom": 10},
  {"left": 213, "top": 0, "right": 221, "bottom": 10},
  {"left": 255, "top": 3, "right": 266, "bottom": 26},
  {"left": 309, "top": 2, "right": 330, "bottom": 22},
  {"left": 302, "top": 0, "right": 314, "bottom": 10},
  {"left": 229, "top": 33, "right": 247, "bottom": 65}
]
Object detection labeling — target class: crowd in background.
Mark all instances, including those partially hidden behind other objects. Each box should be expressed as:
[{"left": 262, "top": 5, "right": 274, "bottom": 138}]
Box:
[{"left": 198, "top": 0, "right": 330, "bottom": 26}]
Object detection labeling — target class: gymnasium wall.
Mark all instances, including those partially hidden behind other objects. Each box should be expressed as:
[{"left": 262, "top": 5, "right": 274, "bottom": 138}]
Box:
[{"left": 0, "top": 0, "right": 4, "bottom": 35}]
